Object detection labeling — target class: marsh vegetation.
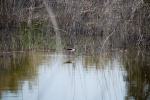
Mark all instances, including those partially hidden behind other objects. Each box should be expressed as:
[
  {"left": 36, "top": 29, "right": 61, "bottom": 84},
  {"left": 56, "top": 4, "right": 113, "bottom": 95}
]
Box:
[
  {"left": 0, "top": 0, "right": 150, "bottom": 52},
  {"left": 0, "top": 0, "right": 150, "bottom": 100}
]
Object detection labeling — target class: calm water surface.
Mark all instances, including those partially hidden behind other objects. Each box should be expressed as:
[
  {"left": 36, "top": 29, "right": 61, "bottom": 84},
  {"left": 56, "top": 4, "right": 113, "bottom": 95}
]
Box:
[{"left": 0, "top": 51, "right": 149, "bottom": 100}]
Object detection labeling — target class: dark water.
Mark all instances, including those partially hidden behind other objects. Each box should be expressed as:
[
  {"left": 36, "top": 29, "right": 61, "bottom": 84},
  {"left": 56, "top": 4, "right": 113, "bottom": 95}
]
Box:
[{"left": 0, "top": 50, "right": 149, "bottom": 100}]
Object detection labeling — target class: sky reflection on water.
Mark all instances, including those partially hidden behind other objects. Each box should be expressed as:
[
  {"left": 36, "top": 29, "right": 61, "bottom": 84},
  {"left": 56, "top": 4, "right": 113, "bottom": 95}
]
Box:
[
  {"left": 0, "top": 52, "right": 127, "bottom": 100},
  {"left": 38, "top": 54, "right": 125, "bottom": 100}
]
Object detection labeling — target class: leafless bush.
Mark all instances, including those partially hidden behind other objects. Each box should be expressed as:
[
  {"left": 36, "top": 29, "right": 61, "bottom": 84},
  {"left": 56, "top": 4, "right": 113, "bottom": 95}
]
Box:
[{"left": 0, "top": 0, "right": 150, "bottom": 51}]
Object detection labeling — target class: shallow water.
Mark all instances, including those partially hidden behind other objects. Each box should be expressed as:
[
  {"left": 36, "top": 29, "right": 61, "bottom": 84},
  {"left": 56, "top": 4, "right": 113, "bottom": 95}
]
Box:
[{"left": 0, "top": 51, "right": 149, "bottom": 100}]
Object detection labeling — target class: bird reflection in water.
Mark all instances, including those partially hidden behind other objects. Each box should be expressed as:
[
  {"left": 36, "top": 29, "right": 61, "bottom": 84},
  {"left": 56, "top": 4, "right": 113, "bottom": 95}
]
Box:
[{"left": 64, "top": 47, "right": 76, "bottom": 64}]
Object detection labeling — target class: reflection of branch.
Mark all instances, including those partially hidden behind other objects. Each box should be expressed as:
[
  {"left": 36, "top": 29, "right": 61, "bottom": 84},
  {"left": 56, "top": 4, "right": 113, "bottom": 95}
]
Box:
[{"left": 99, "top": 28, "right": 115, "bottom": 77}]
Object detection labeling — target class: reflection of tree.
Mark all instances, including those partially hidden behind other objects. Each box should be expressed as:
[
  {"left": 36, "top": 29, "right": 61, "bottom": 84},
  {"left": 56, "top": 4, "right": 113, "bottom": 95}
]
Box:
[
  {"left": 0, "top": 52, "right": 43, "bottom": 98},
  {"left": 83, "top": 52, "right": 114, "bottom": 71},
  {"left": 122, "top": 50, "right": 150, "bottom": 100}
]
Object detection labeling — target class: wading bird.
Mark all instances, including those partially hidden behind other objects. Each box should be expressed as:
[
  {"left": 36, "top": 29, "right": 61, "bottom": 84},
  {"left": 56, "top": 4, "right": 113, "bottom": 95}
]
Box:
[{"left": 64, "top": 47, "right": 75, "bottom": 55}]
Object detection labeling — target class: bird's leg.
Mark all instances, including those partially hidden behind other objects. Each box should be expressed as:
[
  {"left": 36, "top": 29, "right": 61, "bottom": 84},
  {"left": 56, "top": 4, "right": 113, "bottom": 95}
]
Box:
[{"left": 68, "top": 52, "right": 70, "bottom": 59}]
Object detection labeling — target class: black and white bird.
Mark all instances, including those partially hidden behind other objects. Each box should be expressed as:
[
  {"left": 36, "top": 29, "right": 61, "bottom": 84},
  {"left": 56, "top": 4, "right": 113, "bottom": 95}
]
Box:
[
  {"left": 64, "top": 46, "right": 75, "bottom": 56},
  {"left": 64, "top": 48, "right": 75, "bottom": 52}
]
